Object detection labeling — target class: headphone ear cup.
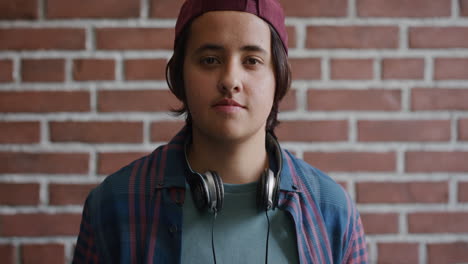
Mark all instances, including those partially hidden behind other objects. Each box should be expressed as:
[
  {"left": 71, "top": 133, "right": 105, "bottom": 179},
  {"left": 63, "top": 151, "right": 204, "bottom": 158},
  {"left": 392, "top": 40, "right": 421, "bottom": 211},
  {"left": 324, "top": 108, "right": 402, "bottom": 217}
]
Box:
[
  {"left": 257, "top": 169, "right": 268, "bottom": 210},
  {"left": 205, "top": 171, "right": 224, "bottom": 213},
  {"left": 258, "top": 169, "right": 275, "bottom": 211},
  {"left": 190, "top": 175, "right": 210, "bottom": 211},
  {"left": 211, "top": 171, "right": 224, "bottom": 212}
]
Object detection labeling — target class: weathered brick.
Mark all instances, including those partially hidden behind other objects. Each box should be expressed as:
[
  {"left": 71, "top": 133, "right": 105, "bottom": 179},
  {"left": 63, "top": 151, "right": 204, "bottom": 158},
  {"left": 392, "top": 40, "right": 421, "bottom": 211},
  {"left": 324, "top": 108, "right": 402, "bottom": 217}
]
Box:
[
  {"left": 358, "top": 120, "right": 451, "bottom": 142},
  {"left": 458, "top": 119, "right": 468, "bottom": 141},
  {"left": 330, "top": 59, "right": 373, "bottom": 80},
  {"left": 289, "top": 58, "right": 321, "bottom": 80},
  {"left": 306, "top": 26, "right": 398, "bottom": 49},
  {"left": 276, "top": 120, "right": 348, "bottom": 142},
  {"left": 22, "top": 244, "right": 64, "bottom": 264},
  {"left": 124, "top": 59, "right": 167, "bottom": 80},
  {"left": 434, "top": 58, "right": 468, "bottom": 80},
  {"left": 358, "top": 0, "right": 451, "bottom": 17},
  {"left": 0, "top": 0, "right": 37, "bottom": 19},
  {"left": 151, "top": 121, "right": 185, "bottom": 142},
  {"left": 22, "top": 59, "right": 65, "bottom": 82},
  {"left": 279, "top": 89, "right": 296, "bottom": 111},
  {"left": 0, "top": 152, "right": 89, "bottom": 174},
  {"left": 308, "top": 89, "right": 401, "bottom": 111},
  {"left": 0, "top": 28, "right": 85, "bottom": 50},
  {"left": 150, "top": 0, "right": 184, "bottom": 18},
  {"left": 462, "top": 0, "right": 468, "bottom": 16},
  {"left": 98, "top": 152, "right": 149, "bottom": 175},
  {"left": 0, "top": 213, "right": 81, "bottom": 236},
  {"left": 0, "top": 244, "right": 15, "bottom": 264},
  {"left": 96, "top": 28, "right": 174, "bottom": 50},
  {"left": 356, "top": 181, "right": 448, "bottom": 203},
  {"left": 0, "top": 183, "right": 40, "bottom": 205},
  {"left": 46, "top": 0, "right": 140, "bottom": 18},
  {"left": 98, "top": 89, "right": 180, "bottom": 112},
  {"left": 49, "top": 184, "right": 97, "bottom": 205},
  {"left": 0, "top": 60, "right": 13, "bottom": 82},
  {"left": 278, "top": 0, "right": 347, "bottom": 17},
  {"left": 286, "top": 26, "right": 297, "bottom": 49},
  {"left": 427, "top": 242, "right": 468, "bottom": 264},
  {"left": 409, "top": 212, "right": 468, "bottom": 233},
  {"left": 50, "top": 121, "right": 143, "bottom": 143},
  {"left": 0, "top": 91, "right": 90, "bottom": 113},
  {"left": 0, "top": 122, "right": 40, "bottom": 143},
  {"left": 382, "top": 58, "right": 424, "bottom": 80},
  {"left": 411, "top": 88, "right": 468, "bottom": 111},
  {"left": 360, "top": 213, "right": 399, "bottom": 234},
  {"left": 304, "top": 152, "right": 396, "bottom": 172},
  {"left": 73, "top": 59, "right": 115, "bottom": 81},
  {"left": 377, "top": 243, "right": 419, "bottom": 264},
  {"left": 458, "top": 181, "right": 468, "bottom": 202},
  {"left": 410, "top": 27, "right": 468, "bottom": 48},
  {"left": 406, "top": 152, "right": 468, "bottom": 172}
]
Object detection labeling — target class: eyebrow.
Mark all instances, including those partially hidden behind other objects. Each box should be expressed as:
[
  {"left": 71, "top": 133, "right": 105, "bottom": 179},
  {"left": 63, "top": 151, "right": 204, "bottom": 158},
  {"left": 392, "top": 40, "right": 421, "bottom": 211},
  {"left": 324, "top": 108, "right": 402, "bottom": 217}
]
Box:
[{"left": 193, "top": 43, "right": 268, "bottom": 55}]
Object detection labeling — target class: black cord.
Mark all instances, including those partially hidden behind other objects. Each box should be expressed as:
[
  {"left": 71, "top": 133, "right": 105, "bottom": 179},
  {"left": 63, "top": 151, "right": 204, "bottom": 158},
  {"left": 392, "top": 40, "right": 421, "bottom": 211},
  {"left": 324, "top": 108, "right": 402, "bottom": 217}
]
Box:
[
  {"left": 211, "top": 211, "right": 217, "bottom": 264},
  {"left": 265, "top": 210, "right": 270, "bottom": 264}
]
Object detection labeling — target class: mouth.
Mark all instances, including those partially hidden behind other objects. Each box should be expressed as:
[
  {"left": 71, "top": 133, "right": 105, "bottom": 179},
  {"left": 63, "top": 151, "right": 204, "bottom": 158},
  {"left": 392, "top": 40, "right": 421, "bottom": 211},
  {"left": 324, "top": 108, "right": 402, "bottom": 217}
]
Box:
[{"left": 212, "top": 98, "right": 245, "bottom": 108}]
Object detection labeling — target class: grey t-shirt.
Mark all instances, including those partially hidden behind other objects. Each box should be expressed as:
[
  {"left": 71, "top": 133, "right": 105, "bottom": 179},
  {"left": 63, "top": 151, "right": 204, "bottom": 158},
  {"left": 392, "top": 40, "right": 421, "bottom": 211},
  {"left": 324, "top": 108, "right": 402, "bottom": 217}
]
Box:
[{"left": 181, "top": 181, "right": 299, "bottom": 264}]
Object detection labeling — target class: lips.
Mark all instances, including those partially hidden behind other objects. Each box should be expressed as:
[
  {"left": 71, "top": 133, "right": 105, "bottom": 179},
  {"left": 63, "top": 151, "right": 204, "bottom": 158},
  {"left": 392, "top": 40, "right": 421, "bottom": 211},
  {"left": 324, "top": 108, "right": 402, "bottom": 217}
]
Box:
[{"left": 212, "top": 98, "right": 245, "bottom": 108}]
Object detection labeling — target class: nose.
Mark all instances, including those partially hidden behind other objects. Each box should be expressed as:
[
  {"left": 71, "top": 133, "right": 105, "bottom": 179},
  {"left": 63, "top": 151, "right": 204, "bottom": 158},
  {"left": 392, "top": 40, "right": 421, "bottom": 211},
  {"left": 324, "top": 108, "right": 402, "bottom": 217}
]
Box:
[{"left": 217, "top": 61, "right": 243, "bottom": 95}]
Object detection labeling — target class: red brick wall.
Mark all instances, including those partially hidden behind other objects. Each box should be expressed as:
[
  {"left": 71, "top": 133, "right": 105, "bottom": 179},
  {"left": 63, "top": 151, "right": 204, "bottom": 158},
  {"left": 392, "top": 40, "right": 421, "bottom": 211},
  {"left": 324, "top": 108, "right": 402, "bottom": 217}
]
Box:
[{"left": 1, "top": 0, "right": 468, "bottom": 263}]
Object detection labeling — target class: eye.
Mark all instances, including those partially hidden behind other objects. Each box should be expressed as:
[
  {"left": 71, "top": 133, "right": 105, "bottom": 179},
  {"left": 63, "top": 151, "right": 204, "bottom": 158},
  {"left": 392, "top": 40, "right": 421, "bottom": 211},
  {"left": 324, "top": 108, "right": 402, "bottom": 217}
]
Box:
[
  {"left": 244, "top": 57, "right": 263, "bottom": 65},
  {"left": 200, "top": 56, "right": 220, "bottom": 65}
]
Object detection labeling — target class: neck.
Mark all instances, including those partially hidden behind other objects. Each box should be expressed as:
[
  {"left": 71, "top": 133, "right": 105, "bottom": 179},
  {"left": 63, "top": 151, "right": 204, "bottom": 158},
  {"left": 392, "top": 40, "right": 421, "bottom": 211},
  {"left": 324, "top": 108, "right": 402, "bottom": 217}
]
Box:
[{"left": 187, "top": 128, "right": 268, "bottom": 184}]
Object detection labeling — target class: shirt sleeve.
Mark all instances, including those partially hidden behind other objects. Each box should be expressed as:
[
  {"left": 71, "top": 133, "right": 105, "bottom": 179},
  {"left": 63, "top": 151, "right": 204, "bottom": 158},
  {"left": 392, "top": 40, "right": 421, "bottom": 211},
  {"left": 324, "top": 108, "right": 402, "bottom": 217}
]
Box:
[
  {"left": 72, "top": 195, "right": 101, "bottom": 264},
  {"left": 343, "top": 214, "right": 368, "bottom": 264}
]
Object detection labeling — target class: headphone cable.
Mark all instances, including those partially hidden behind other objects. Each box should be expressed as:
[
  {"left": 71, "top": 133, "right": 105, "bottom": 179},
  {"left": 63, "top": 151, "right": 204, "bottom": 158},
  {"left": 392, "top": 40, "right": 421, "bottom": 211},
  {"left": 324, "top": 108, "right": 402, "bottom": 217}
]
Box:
[
  {"left": 265, "top": 210, "right": 270, "bottom": 264},
  {"left": 212, "top": 211, "right": 218, "bottom": 264}
]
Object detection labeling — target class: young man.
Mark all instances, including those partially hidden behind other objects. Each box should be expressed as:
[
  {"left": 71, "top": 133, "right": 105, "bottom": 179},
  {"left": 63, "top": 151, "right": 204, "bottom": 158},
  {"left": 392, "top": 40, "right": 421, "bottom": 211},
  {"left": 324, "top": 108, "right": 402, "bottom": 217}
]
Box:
[{"left": 73, "top": 0, "right": 368, "bottom": 263}]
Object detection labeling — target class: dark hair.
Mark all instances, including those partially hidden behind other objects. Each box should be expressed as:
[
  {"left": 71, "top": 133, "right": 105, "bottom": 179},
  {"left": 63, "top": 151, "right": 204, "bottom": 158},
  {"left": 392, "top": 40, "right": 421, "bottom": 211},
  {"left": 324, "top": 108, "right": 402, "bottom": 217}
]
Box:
[{"left": 166, "top": 22, "right": 291, "bottom": 136}]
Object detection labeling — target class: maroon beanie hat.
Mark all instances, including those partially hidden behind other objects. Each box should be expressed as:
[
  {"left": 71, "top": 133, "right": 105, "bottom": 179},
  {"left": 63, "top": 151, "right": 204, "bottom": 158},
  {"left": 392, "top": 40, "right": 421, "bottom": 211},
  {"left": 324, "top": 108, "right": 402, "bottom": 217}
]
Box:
[{"left": 175, "top": 0, "right": 288, "bottom": 54}]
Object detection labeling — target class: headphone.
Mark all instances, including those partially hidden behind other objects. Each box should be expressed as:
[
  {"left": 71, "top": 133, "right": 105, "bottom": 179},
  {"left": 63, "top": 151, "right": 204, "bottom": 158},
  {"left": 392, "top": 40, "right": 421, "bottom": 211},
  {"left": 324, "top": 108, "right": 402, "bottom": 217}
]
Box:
[{"left": 184, "top": 133, "right": 283, "bottom": 213}]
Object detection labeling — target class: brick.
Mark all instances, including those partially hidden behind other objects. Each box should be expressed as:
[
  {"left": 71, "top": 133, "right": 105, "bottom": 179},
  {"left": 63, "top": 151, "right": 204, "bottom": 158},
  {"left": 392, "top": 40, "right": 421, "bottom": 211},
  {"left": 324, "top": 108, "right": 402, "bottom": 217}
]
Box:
[
  {"left": 306, "top": 26, "right": 398, "bottom": 49},
  {"left": 308, "top": 89, "right": 401, "bottom": 111},
  {"left": 96, "top": 28, "right": 174, "bottom": 50},
  {"left": 304, "top": 152, "right": 396, "bottom": 172},
  {"left": 50, "top": 121, "right": 143, "bottom": 143},
  {"left": 98, "top": 89, "right": 180, "bottom": 112},
  {"left": 73, "top": 59, "right": 115, "bottom": 81},
  {"left": 0, "top": 183, "right": 40, "bottom": 205},
  {"left": 0, "top": 28, "right": 85, "bottom": 50},
  {"left": 0, "top": 91, "right": 90, "bottom": 113},
  {"left": 0, "top": 213, "right": 80, "bottom": 236},
  {"left": 124, "top": 59, "right": 167, "bottom": 80},
  {"left": 458, "top": 182, "right": 468, "bottom": 202},
  {"left": 330, "top": 59, "right": 373, "bottom": 80},
  {"left": 0, "top": 152, "right": 89, "bottom": 174},
  {"left": 150, "top": 0, "right": 184, "bottom": 18},
  {"left": 360, "top": 213, "right": 399, "bottom": 234},
  {"left": 22, "top": 59, "right": 65, "bottom": 82},
  {"left": 279, "top": 0, "right": 347, "bottom": 17},
  {"left": 0, "top": 0, "right": 37, "bottom": 19},
  {"left": 382, "top": 58, "right": 424, "bottom": 80},
  {"left": 150, "top": 121, "right": 185, "bottom": 142},
  {"left": 406, "top": 152, "right": 468, "bottom": 172},
  {"left": 289, "top": 58, "right": 321, "bottom": 80},
  {"left": 358, "top": 120, "right": 451, "bottom": 142},
  {"left": 0, "top": 60, "right": 13, "bottom": 82},
  {"left": 434, "top": 58, "right": 468, "bottom": 80},
  {"left": 358, "top": 0, "right": 451, "bottom": 17},
  {"left": 409, "top": 212, "right": 468, "bottom": 233},
  {"left": 276, "top": 120, "right": 348, "bottom": 142},
  {"left": 462, "top": 0, "right": 468, "bottom": 16},
  {"left": 49, "top": 184, "right": 97, "bottom": 205},
  {"left": 0, "top": 244, "right": 15, "bottom": 264},
  {"left": 460, "top": 119, "right": 468, "bottom": 141},
  {"left": 279, "top": 89, "right": 296, "bottom": 111},
  {"left": 287, "top": 26, "right": 297, "bottom": 49},
  {"left": 47, "top": 0, "right": 139, "bottom": 18},
  {"left": 427, "top": 242, "right": 468, "bottom": 264},
  {"left": 0, "top": 122, "right": 40, "bottom": 143},
  {"left": 377, "top": 243, "right": 419, "bottom": 264},
  {"left": 356, "top": 181, "right": 448, "bottom": 203},
  {"left": 98, "top": 152, "right": 148, "bottom": 175},
  {"left": 22, "top": 244, "right": 64, "bottom": 264},
  {"left": 411, "top": 88, "right": 468, "bottom": 111},
  {"left": 410, "top": 27, "right": 468, "bottom": 48}
]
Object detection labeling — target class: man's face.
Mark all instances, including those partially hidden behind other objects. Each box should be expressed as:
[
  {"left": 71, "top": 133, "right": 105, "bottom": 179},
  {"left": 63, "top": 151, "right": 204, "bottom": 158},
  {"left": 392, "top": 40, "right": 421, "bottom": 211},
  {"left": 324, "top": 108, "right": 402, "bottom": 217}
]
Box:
[{"left": 183, "top": 11, "right": 275, "bottom": 142}]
